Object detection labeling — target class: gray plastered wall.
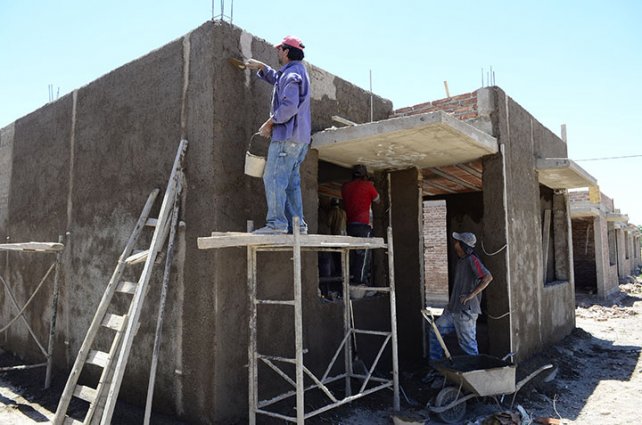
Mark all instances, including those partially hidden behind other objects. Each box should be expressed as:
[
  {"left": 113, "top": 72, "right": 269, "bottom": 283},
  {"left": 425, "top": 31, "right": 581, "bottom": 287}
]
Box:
[
  {"left": 485, "top": 88, "right": 575, "bottom": 359},
  {"left": 0, "top": 20, "right": 392, "bottom": 423}
]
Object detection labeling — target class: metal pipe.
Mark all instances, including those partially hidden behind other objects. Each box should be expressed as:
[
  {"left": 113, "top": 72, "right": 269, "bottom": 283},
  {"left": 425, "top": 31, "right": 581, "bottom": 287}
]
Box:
[
  {"left": 0, "top": 363, "right": 47, "bottom": 372},
  {"left": 321, "top": 331, "right": 351, "bottom": 382},
  {"left": 261, "top": 359, "right": 297, "bottom": 387},
  {"left": 257, "top": 374, "right": 346, "bottom": 408},
  {"left": 292, "top": 216, "right": 305, "bottom": 424},
  {"left": 45, "top": 234, "right": 65, "bottom": 389},
  {"left": 387, "top": 226, "right": 400, "bottom": 410},
  {"left": 248, "top": 222, "right": 257, "bottom": 425},
  {"left": 342, "top": 247, "right": 352, "bottom": 396},
  {"left": 358, "top": 334, "right": 391, "bottom": 393}
]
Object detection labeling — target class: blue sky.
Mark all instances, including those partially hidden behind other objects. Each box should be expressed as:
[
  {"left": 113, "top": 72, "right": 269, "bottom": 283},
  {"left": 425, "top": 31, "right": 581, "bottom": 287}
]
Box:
[{"left": 1, "top": 0, "right": 641, "bottom": 222}]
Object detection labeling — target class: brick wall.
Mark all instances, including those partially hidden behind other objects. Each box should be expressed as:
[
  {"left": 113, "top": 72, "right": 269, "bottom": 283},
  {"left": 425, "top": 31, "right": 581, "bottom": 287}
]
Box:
[
  {"left": 393, "top": 91, "right": 478, "bottom": 121},
  {"left": 568, "top": 190, "right": 589, "bottom": 203},
  {"left": 569, "top": 189, "right": 615, "bottom": 212},
  {"left": 423, "top": 200, "right": 448, "bottom": 305}
]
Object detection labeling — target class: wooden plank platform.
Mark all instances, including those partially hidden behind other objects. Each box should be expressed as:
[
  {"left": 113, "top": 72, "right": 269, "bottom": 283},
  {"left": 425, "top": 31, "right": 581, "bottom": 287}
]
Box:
[
  {"left": 197, "top": 232, "right": 387, "bottom": 250},
  {"left": 0, "top": 242, "right": 64, "bottom": 252}
]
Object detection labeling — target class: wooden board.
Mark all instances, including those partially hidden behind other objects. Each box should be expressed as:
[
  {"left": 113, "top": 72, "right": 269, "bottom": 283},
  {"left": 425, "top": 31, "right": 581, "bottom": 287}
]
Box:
[
  {"left": 197, "top": 232, "right": 387, "bottom": 250},
  {"left": 0, "top": 242, "right": 64, "bottom": 252}
]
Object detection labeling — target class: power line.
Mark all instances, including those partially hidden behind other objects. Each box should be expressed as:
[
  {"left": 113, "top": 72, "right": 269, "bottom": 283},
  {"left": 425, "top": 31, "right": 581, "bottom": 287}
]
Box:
[{"left": 575, "top": 154, "right": 642, "bottom": 162}]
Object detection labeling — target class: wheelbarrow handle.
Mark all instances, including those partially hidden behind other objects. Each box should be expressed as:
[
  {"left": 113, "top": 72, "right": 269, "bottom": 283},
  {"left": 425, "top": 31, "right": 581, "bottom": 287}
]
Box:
[
  {"left": 514, "top": 363, "right": 554, "bottom": 392},
  {"left": 508, "top": 363, "right": 554, "bottom": 409},
  {"left": 421, "top": 309, "right": 453, "bottom": 363}
]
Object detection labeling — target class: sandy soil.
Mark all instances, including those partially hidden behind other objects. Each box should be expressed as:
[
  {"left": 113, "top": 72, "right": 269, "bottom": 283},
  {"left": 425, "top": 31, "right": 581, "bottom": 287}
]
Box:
[{"left": 1, "top": 280, "right": 641, "bottom": 424}]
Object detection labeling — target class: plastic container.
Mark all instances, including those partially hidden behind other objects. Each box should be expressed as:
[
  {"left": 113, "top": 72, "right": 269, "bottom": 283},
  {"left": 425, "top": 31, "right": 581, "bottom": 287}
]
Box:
[{"left": 244, "top": 133, "right": 266, "bottom": 178}]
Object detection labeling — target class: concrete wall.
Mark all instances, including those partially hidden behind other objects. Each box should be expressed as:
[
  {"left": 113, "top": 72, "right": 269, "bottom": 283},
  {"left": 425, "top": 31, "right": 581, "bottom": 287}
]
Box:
[
  {"left": 0, "top": 21, "right": 392, "bottom": 424},
  {"left": 488, "top": 87, "right": 575, "bottom": 359}
]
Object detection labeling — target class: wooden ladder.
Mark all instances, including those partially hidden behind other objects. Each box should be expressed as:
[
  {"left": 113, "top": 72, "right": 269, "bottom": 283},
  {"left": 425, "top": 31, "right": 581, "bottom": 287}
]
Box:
[{"left": 53, "top": 139, "right": 187, "bottom": 425}]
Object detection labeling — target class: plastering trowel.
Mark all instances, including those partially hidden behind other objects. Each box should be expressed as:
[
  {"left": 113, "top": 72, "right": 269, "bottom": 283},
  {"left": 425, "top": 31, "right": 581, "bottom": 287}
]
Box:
[{"left": 227, "top": 57, "right": 247, "bottom": 69}]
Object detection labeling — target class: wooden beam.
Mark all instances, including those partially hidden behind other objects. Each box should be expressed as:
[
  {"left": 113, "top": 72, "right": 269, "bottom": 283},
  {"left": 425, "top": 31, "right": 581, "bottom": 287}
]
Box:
[
  {"left": 424, "top": 180, "right": 457, "bottom": 194},
  {"left": 0, "top": 242, "right": 64, "bottom": 252},
  {"left": 455, "top": 163, "right": 483, "bottom": 179},
  {"left": 542, "top": 209, "right": 551, "bottom": 283}
]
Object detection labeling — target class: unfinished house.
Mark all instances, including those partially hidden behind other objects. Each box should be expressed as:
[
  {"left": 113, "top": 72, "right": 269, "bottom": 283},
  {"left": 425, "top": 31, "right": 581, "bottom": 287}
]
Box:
[
  {"left": 0, "top": 19, "right": 610, "bottom": 424},
  {"left": 570, "top": 189, "right": 641, "bottom": 297},
  {"left": 0, "top": 21, "right": 399, "bottom": 424},
  {"left": 314, "top": 87, "right": 601, "bottom": 368}
]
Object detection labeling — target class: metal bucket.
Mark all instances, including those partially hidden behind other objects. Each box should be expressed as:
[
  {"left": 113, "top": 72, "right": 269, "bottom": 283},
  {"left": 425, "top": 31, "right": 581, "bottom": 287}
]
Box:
[{"left": 244, "top": 133, "right": 266, "bottom": 178}]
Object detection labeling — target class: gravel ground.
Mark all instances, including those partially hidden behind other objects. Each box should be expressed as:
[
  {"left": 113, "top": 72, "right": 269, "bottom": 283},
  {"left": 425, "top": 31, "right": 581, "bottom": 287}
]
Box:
[{"left": 1, "top": 280, "right": 641, "bottom": 424}]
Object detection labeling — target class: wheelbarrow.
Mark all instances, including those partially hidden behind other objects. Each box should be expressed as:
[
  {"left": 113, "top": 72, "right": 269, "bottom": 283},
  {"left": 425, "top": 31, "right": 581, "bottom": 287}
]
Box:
[{"left": 421, "top": 309, "right": 553, "bottom": 423}]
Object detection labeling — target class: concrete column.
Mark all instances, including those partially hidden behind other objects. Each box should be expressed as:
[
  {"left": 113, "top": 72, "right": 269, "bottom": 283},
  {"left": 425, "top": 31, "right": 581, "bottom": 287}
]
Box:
[
  {"left": 593, "top": 214, "right": 609, "bottom": 297},
  {"left": 0, "top": 123, "right": 14, "bottom": 236},
  {"left": 389, "top": 167, "right": 423, "bottom": 367},
  {"left": 616, "top": 228, "right": 626, "bottom": 278}
]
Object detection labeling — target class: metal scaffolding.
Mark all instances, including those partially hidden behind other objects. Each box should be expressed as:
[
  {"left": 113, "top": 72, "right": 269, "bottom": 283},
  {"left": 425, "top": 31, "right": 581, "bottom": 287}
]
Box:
[
  {"left": 197, "top": 220, "right": 399, "bottom": 424},
  {"left": 0, "top": 238, "right": 65, "bottom": 389}
]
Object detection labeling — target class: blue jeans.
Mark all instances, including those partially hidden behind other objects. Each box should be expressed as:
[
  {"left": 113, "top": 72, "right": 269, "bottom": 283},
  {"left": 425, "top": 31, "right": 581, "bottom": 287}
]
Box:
[
  {"left": 428, "top": 309, "right": 479, "bottom": 361},
  {"left": 347, "top": 223, "right": 372, "bottom": 284},
  {"left": 263, "top": 140, "right": 309, "bottom": 232}
]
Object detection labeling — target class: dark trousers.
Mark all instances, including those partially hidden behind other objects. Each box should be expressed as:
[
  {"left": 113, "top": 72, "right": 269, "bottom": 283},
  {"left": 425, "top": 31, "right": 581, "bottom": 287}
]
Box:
[{"left": 347, "top": 223, "right": 372, "bottom": 285}]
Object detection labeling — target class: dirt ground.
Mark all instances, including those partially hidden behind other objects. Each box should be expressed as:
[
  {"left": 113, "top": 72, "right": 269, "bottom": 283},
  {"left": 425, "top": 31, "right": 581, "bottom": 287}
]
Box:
[{"left": 1, "top": 278, "right": 641, "bottom": 424}]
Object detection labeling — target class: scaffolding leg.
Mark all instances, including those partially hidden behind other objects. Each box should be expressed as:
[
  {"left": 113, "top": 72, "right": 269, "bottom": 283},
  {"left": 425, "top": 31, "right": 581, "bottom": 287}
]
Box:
[
  {"left": 248, "top": 220, "right": 257, "bottom": 425},
  {"left": 292, "top": 217, "right": 304, "bottom": 424},
  {"left": 387, "top": 227, "right": 400, "bottom": 411},
  {"left": 342, "top": 247, "right": 352, "bottom": 397},
  {"left": 45, "top": 234, "right": 65, "bottom": 389}
]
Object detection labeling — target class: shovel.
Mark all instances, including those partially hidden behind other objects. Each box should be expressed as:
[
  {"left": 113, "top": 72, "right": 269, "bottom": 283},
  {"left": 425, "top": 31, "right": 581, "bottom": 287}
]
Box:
[{"left": 421, "top": 308, "right": 453, "bottom": 364}]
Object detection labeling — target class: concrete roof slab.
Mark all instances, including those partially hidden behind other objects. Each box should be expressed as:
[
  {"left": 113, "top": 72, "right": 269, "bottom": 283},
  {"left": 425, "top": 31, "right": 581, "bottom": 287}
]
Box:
[
  {"left": 570, "top": 205, "right": 601, "bottom": 218},
  {"left": 536, "top": 158, "right": 598, "bottom": 189},
  {"left": 607, "top": 212, "right": 629, "bottom": 223},
  {"left": 311, "top": 111, "right": 498, "bottom": 171}
]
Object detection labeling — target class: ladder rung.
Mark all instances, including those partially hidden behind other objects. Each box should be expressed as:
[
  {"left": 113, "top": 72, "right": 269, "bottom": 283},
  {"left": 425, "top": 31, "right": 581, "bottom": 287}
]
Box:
[
  {"left": 145, "top": 218, "right": 158, "bottom": 227},
  {"left": 73, "top": 384, "right": 97, "bottom": 403},
  {"left": 86, "top": 350, "right": 110, "bottom": 368},
  {"left": 101, "top": 314, "right": 126, "bottom": 331},
  {"left": 116, "top": 280, "right": 138, "bottom": 294},
  {"left": 64, "top": 417, "right": 83, "bottom": 425},
  {"left": 125, "top": 249, "right": 149, "bottom": 265},
  {"left": 256, "top": 300, "right": 295, "bottom": 305}
]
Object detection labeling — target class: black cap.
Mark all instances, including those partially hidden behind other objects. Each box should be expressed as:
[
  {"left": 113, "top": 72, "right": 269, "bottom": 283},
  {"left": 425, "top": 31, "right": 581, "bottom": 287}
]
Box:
[{"left": 352, "top": 164, "right": 368, "bottom": 178}]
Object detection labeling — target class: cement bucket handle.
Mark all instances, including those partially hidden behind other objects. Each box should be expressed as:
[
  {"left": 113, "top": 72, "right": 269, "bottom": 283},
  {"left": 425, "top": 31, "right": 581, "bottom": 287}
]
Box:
[{"left": 247, "top": 132, "right": 265, "bottom": 155}]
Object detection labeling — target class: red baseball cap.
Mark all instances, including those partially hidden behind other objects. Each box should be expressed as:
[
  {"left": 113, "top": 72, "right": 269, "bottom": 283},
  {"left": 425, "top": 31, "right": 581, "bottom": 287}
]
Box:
[{"left": 276, "top": 35, "right": 305, "bottom": 50}]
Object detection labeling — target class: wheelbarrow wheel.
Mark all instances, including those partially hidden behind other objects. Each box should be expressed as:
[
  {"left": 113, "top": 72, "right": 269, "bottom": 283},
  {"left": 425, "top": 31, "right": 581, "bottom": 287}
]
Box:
[{"left": 435, "top": 386, "right": 467, "bottom": 424}]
